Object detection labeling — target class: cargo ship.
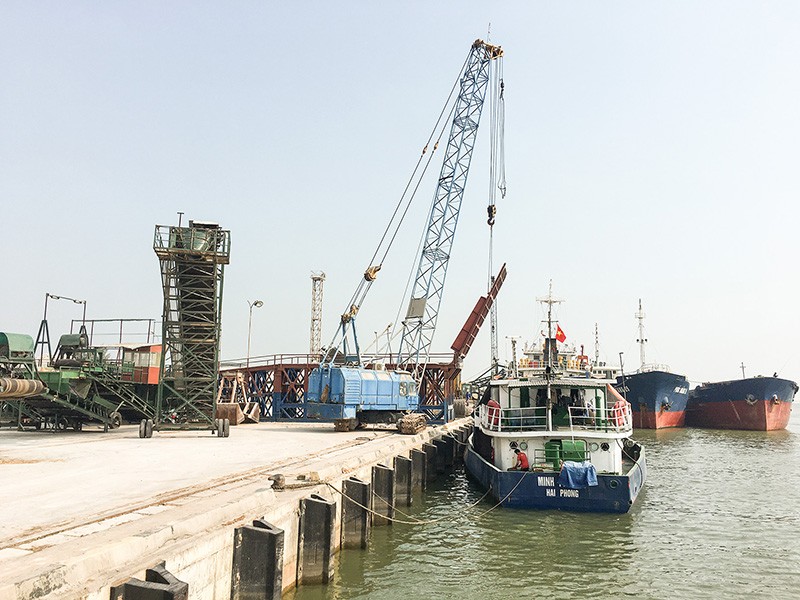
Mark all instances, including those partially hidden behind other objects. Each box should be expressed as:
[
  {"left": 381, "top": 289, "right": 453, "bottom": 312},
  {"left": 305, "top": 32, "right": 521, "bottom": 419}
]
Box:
[
  {"left": 465, "top": 285, "right": 646, "bottom": 513},
  {"left": 686, "top": 375, "right": 797, "bottom": 431},
  {"left": 614, "top": 300, "right": 689, "bottom": 429}
]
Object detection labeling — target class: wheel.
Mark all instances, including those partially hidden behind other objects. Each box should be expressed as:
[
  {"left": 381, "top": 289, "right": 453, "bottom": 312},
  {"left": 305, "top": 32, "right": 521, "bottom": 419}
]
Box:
[
  {"left": 222, "top": 418, "right": 230, "bottom": 438},
  {"left": 145, "top": 419, "right": 154, "bottom": 438},
  {"left": 138, "top": 419, "right": 147, "bottom": 438},
  {"left": 73, "top": 421, "right": 83, "bottom": 431},
  {"left": 109, "top": 412, "right": 122, "bottom": 429},
  {"left": 215, "top": 418, "right": 224, "bottom": 437}
]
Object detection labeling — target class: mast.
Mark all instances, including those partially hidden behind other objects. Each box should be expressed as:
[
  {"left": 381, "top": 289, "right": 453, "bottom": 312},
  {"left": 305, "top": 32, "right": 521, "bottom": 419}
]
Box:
[
  {"left": 635, "top": 298, "right": 647, "bottom": 369},
  {"left": 594, "top": 323, "right": 600, "bottom": 365},
  {"left": 536, "top": 280, "right": 562, "bottom": 370},
  {"left": 536, "top": 281, "right": 562, "bottom": 431}
]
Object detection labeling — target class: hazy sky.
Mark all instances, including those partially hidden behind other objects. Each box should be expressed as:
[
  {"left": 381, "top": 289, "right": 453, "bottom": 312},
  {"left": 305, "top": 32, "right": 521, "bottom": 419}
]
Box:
[{"left": 2, "top": 2, "right": 798, "bottom": 385}]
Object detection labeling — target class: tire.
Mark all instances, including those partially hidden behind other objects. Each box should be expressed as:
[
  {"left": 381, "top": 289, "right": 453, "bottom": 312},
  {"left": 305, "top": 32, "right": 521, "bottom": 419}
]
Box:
[
  {"left": 145, "top": 419, "right": 154, "bottom": 438},
  {"left": 109, "top": 412, "right": 122, "bottom": 429},
  {"left": 222, "top": 418, "right": 230, "bottom": 438},
  {"left": 138, "top": 419, "right": 147, "bottom": 438},
  {"left": 216, "top": 418, "right": 224, "bottom": 437}
]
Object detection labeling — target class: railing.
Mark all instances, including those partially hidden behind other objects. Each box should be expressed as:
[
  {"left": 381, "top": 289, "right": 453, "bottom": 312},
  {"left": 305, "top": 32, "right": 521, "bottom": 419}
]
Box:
[
  {"left": 476, "top": 401, "right": 633, "bottom": 433},
  {"left": 476, "top": 404, "right": 548, "bottom": 432},
  {"left": 567, "top": 402, "right": 632, "bottom": 432}
]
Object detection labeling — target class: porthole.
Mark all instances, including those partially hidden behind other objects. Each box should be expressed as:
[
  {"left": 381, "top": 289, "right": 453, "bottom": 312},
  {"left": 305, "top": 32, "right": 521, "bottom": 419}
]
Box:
[
  {"left": 609, "top": 479, "right": 619, "bottom": 489},
  {"left": 519, "top": 441, "right": 528, "bottom": 450},
  {"left": 589, "top": 442, "right": 599, "bottom": 452}
]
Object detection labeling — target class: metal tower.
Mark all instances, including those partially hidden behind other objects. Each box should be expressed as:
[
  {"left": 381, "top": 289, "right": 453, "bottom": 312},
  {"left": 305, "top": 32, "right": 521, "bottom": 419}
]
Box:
[
  {"left": 153, "top": 220, "right": 230, "bottom": 430},
  {"left": 310, "top": 271, "right": 326, "bottom": 356}
]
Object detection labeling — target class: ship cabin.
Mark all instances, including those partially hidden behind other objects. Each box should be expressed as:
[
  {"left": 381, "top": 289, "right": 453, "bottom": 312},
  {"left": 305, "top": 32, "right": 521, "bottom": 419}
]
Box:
[{"left": 474, "top": 375, "right": 633, "bottom": 476}]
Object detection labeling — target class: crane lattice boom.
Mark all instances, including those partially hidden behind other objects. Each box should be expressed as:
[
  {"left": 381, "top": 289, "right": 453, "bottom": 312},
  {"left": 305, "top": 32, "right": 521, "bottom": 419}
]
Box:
[{"left": 397, "top": 39, "right": 503, "bottom": 374}]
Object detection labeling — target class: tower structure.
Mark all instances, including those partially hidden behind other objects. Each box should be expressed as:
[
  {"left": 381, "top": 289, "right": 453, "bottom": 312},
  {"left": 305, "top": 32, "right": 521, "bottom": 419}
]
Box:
[
  {"left": 310, "top": 272, "right": 326, "bottom": 356},
  {"left": 635, "top": 298, "right": 647, "bottom": 368},
  {"left": 153, "top": 220, "right": 230, "bottom": 430}
]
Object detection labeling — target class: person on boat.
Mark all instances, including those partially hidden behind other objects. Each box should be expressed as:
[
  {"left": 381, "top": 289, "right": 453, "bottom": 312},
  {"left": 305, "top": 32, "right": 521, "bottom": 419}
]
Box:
[{"left": 512, "top": 448, "right": 529, "bottom": 471}]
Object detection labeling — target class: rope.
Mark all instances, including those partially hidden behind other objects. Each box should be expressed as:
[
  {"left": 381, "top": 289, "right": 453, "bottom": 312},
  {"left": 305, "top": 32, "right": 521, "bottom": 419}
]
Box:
[{"left": 471, "top": 469, "right": 530, "bottom": 518}]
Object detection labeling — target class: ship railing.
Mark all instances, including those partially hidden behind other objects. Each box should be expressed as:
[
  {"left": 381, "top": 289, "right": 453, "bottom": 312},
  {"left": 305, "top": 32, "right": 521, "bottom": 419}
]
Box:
[
  {"left": 567, "top": 401, "right": 632, "bottom": 432},
  {"left": 476, "top": 404, "right": 547, "bottom": 432}
]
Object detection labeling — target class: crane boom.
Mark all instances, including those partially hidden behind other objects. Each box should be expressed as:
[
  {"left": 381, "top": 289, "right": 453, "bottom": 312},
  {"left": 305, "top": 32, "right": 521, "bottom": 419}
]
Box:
[{"left": 397, "top": 39, "right": 503, "bottom": 373}]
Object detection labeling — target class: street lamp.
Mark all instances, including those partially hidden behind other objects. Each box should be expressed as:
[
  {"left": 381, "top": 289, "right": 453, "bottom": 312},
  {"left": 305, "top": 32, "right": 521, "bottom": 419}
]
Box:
[{"left": 246, "top": 300, "right": 264, "bottom": 370}]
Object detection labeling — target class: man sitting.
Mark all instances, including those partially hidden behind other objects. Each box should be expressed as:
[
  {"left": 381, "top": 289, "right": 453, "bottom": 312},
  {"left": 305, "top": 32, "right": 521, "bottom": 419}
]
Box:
[{"left": 511, "top": 448, "right": 529, "bottom": 471}]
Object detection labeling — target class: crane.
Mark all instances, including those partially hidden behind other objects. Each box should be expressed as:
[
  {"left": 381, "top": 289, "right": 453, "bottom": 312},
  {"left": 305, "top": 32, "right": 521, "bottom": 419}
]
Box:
[{"left": 307, "top": 39, "right": 504, "bottom": 431}]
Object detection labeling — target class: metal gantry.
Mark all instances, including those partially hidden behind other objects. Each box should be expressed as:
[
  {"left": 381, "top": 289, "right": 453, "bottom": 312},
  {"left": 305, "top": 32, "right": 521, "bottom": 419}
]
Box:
[
  {"left": 397, "top": 40, "right": 503, "bottom": 376},
  {"left": 153, "top": 221, "right": 230, "bottom": 432}
]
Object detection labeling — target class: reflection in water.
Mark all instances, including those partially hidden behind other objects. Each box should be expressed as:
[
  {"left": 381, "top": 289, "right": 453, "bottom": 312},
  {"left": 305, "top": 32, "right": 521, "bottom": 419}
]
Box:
[{"left": 288, "top": 412, "right": 800, "bottom": 600}]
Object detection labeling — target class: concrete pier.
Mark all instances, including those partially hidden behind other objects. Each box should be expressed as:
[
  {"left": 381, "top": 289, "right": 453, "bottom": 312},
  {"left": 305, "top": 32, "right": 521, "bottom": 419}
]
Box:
[{"left": 0, "top": 419, "right": 471, "bottom": 599}]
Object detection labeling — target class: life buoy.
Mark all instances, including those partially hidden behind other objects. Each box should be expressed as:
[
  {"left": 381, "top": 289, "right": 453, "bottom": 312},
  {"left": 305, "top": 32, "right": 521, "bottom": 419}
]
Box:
[{"left": 613, "top": 400, "right": 627, "bottom": 427}]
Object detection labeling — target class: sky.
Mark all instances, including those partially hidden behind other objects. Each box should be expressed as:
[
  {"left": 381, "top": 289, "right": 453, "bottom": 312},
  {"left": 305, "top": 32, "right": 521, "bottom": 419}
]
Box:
[{"left": 1, "top": 1, "right": 799, "bottom": 386}]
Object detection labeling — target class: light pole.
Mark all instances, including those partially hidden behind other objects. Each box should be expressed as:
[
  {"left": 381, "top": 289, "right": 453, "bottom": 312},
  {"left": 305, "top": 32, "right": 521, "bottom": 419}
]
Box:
[{"left": 246, "top": 300, "right": 263, "bottom": 370}]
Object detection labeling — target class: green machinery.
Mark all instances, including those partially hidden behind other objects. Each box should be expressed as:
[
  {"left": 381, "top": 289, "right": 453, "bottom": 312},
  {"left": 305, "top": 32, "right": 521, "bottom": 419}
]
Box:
[
  {"left": 149, "top": 220, "right": 231, "bottom": 438},
  {"left": 0, "top": 331, "right": 157, "bottom": 431}
]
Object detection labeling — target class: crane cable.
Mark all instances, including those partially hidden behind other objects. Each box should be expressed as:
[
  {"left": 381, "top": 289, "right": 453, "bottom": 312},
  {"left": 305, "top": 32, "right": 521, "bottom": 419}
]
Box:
[
  {"left": 328, "top": 54, "right": 470, "bottom": 353},
  {"left": 487, "top": 58, "right": 506, "bottom": 372}
]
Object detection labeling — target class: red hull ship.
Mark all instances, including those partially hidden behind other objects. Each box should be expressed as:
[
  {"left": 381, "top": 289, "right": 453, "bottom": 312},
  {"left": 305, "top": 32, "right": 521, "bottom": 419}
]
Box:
[{"left": 686, "top": 376, "right": 797, "bottom": 431}]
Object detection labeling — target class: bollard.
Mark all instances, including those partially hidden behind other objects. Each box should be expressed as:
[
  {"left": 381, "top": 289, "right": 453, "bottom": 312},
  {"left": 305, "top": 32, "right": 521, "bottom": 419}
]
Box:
[
  {"left": 341, "top": 477, "right": 371, "bottom": 549},
  {"left": 297, "top": 494, "right": 335, "bottom": 586},
  {"left": 422, "top": 442, "right": 438, "bottom": 483},
  {"left": 110, "top": 561, "right": 188, "bottom": 600},
  {"left": 410, "top": 448, "right": 427, "bottom": 492},
  {"left": 231, "top": 519, "right": 284, "bottom": 600},
  {"left": 432, "top": 438, "right": 448, "bottom": 473},
  {"left": 371, "top": 463, "right": 395, "bottom": 526},
  {"left": 393, "top": 455, "right": 413, "bottom": 508}
]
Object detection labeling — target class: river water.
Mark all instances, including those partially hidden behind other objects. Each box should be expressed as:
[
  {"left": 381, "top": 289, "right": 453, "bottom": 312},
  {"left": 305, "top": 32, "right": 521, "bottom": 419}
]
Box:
[{"left": 287, "top": 411, "right": 800, "bottom": 600}]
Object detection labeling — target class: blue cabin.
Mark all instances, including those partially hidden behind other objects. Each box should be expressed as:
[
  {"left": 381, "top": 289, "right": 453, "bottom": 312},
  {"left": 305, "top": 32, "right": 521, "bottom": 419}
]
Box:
[{"left": 306, "top": 365, "right": 419, "bottom": 421}]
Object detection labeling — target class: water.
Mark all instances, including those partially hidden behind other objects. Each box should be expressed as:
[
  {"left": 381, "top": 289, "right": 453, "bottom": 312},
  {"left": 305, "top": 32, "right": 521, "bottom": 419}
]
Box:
[{"left": 287, "top": 412, "right": 800, "bottom": 600}]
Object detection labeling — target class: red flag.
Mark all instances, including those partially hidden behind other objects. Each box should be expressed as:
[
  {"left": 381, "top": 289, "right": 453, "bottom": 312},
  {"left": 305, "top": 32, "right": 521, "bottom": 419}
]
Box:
[{"left": 555, "top": 324, "right": 566, "bottom": 343}]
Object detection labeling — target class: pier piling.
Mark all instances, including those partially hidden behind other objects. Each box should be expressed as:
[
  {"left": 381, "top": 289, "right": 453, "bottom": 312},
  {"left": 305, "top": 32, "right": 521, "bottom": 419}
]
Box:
[
  {"left": 110, "top": 561, "right": 188, "bottom": 600},
  {"left": 371, "top": 464, "right": 395, "bottom": 526},
  {"left": 393, "top": 455, "right": 413, "bottom": 507},
  {"left": 230, "top": 519, "right": 284, "bottom": 600},
  {"left": 422, "top": 442, "right": 438, "bottom": 482},
  {"left": 297, "top": 494, "right": 335, "bottom": 586},
  {"left": 410, "top": 448, "right": 427, "bottom": 492},
  {"left": 341, "top": 477, "right": 371, "bottom": 549}
]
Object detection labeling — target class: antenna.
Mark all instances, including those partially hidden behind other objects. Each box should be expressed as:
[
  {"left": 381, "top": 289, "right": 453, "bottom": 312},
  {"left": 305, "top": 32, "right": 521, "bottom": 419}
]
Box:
[
  {"left": 635, "top": 298, "right": 647, "bottom": 369},
  {"left": 506, "top": 335, "right": 520, "bottom": 378},
  {"left": 740, "top": 362, "right": 746, "bottom": 378}
]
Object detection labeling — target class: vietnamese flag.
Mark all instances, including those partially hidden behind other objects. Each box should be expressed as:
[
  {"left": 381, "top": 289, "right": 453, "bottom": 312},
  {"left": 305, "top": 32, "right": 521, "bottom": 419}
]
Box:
[{"left": 555, "top": 324, "right": 566, "bottom": 343}]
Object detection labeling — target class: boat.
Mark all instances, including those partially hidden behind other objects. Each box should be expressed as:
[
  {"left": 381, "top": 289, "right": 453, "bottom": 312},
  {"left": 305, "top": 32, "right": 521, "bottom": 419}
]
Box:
[
  {"left": 464, "top": 286, "right": 647, "bottom": 513},
  {"left": 685, "top": 374, "right": 797, "bottom": 431},
  {"left": 614, "top": 300, "right": 689, "bottom": 429}
]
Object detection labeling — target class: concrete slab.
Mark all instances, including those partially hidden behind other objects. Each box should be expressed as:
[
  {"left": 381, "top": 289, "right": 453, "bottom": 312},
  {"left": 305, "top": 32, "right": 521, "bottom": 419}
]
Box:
[{"left": 0, "top": 422, "right": 389, "bottom": 547}]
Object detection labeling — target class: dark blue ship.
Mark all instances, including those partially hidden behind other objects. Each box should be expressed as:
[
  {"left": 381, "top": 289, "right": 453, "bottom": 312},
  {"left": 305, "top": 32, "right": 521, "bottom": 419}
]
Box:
[
  {"left": 614, "top": 300, "right": 688, "bottom": 428},
  {"left": 615, "top": 370, "right": 689, "bottom": 429}
]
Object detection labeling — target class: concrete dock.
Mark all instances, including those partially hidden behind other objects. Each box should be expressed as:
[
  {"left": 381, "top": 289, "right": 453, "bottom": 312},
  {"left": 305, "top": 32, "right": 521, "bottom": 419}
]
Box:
[{"left": 0, "top": 419, "right": 470, "bottom": 599}]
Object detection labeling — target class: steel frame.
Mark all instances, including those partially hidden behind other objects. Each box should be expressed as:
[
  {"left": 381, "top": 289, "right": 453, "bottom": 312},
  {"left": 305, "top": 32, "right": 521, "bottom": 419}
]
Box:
[{"left": 154, "top": 223, "right": 230, "bottom": 429}]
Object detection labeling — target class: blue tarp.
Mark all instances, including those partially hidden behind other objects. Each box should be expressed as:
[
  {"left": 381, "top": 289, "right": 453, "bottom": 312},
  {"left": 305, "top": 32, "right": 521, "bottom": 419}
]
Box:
[{"left": 558, "top": 461, "right": 599, "bottom": 488}]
